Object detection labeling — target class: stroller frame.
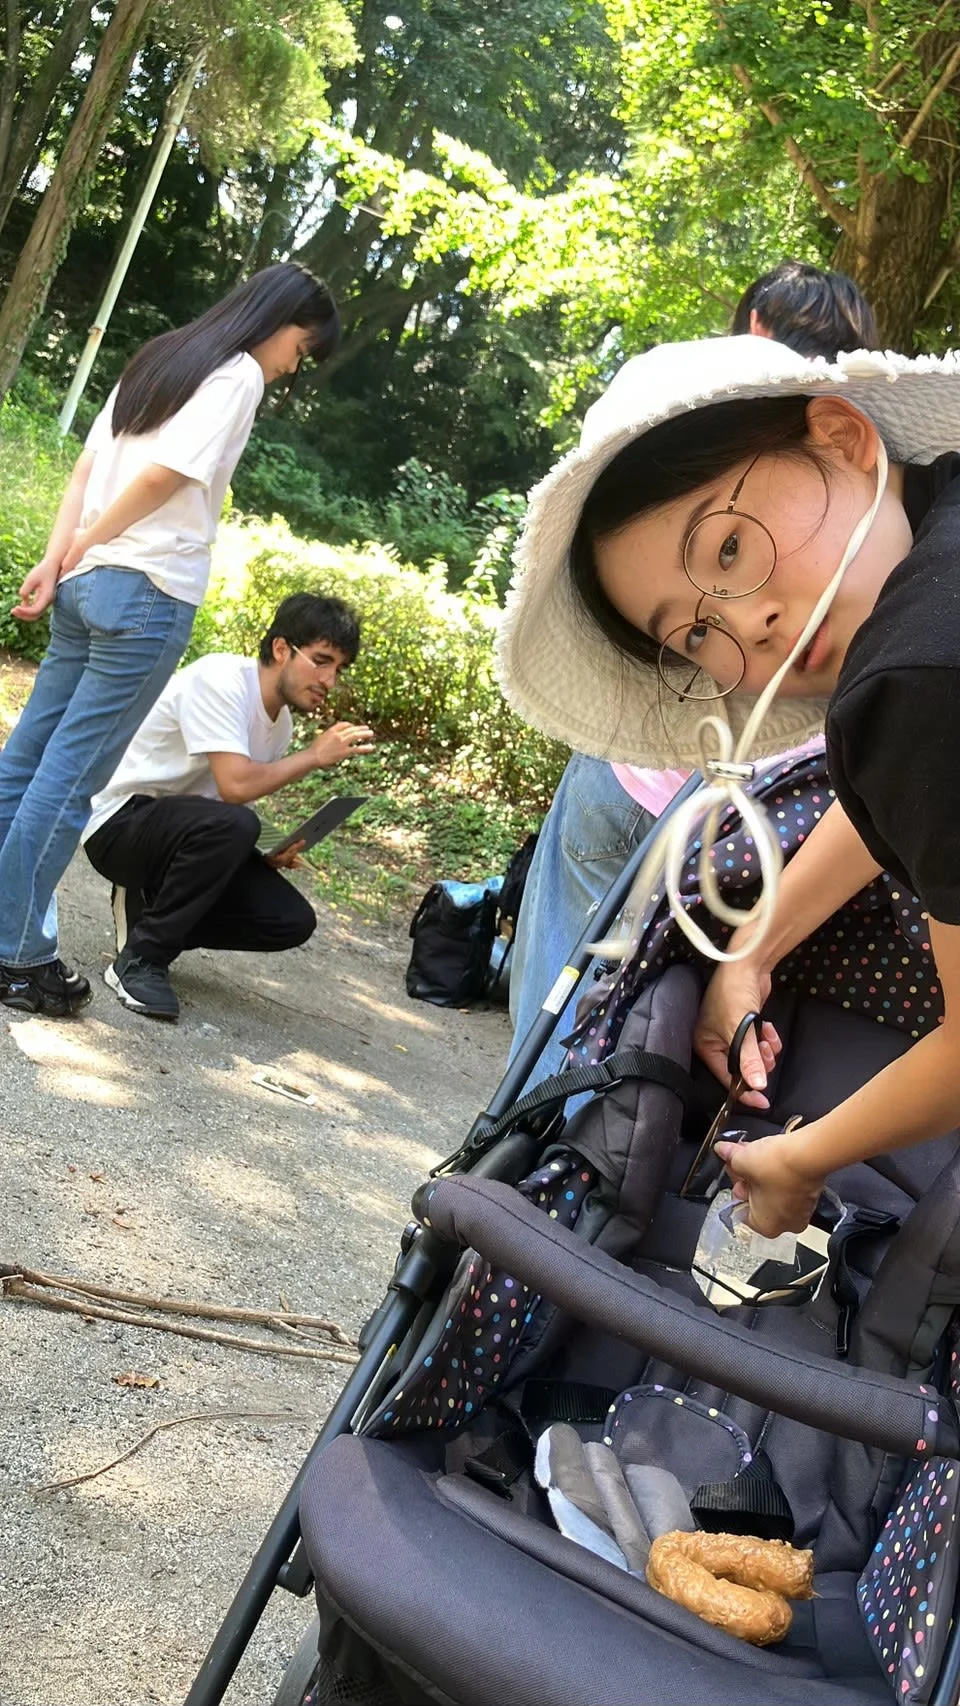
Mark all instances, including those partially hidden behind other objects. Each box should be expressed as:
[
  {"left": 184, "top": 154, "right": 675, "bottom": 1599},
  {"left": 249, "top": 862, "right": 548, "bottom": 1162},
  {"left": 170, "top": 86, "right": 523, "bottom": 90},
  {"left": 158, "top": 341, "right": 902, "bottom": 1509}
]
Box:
[{"left": 184, "top": 769, "right": 960, "bottom": 1706}]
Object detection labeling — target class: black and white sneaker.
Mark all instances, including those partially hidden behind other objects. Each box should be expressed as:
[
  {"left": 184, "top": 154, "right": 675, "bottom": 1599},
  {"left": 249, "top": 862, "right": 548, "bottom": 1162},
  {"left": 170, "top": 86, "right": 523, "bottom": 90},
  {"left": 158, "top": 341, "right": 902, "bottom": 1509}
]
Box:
[
  {"left": 111, "top": 884, "right": 144, "bottom": 956},
  {"left": 104, "top": 945, "right": 179, "bottom": 1021},
  {"left": 0, "top": 959, "right": 93, "bottom": 1017}
]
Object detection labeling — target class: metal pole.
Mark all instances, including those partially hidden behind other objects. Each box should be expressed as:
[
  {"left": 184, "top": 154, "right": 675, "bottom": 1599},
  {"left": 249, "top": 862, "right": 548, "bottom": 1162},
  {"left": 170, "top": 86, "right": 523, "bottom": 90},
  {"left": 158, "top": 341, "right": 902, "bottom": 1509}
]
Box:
[{"left": 57, "top": 49, "right": 205, "bottom": 437}]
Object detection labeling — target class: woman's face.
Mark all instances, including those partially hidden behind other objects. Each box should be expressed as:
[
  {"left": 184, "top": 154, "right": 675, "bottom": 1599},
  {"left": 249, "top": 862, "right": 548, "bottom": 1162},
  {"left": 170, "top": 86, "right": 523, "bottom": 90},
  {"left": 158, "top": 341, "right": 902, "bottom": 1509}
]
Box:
[
  {"left": 593, "top": 403, "right": 913, "bottom": 700},
  {"left": 251, "top": 323, "right": 317, "bottom": 382}
]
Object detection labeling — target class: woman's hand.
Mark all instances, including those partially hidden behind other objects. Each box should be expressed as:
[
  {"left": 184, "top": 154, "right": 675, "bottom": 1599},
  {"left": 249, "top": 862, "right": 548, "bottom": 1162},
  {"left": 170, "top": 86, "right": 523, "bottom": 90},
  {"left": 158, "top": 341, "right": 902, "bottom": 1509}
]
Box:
[
  {"left": 694, "top": 958, "right": 780, "bottom": 1109},
  {"left": 714, "top": 1130, "right": 824, "bottom": 1238},
  {"left": 59, "top": 528, "right": 90, "bottom": 577},
  {"left": 12, "top": 558, "right": 60, "bottom": 621}
]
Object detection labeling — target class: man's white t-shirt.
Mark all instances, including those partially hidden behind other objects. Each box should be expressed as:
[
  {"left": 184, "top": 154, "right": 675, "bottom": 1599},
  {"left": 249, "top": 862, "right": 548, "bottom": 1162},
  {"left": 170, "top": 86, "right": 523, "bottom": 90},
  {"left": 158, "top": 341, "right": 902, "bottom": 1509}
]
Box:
[
  {"left": 83, "top": 654, "right": 293, "bottom": 843},
  {"left": 66, "top": 353, "right": 264, "bottom": 607}
]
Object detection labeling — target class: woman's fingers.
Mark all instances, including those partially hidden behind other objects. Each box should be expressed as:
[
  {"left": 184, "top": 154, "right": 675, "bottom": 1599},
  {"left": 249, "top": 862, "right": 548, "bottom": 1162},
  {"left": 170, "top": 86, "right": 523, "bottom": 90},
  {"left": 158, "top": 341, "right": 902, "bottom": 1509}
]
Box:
[
  {"left": 736, "top": 1023, "right": 769, "bottom": 1092},
  {"left": 12, "top": 565, "right": 56, "bottom": 620}
]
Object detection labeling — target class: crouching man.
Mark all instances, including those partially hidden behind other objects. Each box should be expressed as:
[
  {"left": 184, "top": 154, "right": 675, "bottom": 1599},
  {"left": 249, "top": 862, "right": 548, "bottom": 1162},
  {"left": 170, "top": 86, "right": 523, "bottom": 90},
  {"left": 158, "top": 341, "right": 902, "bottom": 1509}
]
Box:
[{"left": 83, "top": 592, "right": 372, "bottom": 1020}]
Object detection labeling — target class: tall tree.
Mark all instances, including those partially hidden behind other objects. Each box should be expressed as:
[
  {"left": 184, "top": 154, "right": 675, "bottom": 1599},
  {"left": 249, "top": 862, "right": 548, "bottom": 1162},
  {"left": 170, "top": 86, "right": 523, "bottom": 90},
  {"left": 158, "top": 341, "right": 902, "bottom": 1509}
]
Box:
[
  {"left": 0, "top": 0, "right": 96, "bottom": 236},
  {"left": 0, "top": 0, "right": 156, "bottom": 397},
  {"left": 285, "top": 0, "right": 625, "bottom": 374},
  {"left": 611, "top": 0, "right": 960, "bottom": 349},
  {"left": 0, "top": 0, "right": 356, "bottom": 400}
]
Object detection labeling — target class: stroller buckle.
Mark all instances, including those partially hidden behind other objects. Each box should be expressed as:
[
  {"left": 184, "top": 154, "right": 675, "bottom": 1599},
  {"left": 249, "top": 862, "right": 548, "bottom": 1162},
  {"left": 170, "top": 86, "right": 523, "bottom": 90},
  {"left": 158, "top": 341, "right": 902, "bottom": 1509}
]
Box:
[{"left": 463, "top": 1424, "right": 531, "bottom": 1497}]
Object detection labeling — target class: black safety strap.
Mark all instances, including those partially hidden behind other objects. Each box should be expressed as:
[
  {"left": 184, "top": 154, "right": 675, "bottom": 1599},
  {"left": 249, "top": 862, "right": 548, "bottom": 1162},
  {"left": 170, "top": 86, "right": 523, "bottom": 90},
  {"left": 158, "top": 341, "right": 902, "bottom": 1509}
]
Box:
[
  {"left": 691, "top": 1450, "right": 795, "bottom": 1542},
  {"left": 462, "top": 1381, "right": 619, "bottom": 1498},
  {"left": 521, "top": 1379, "right": 619, "bottom": 1430},
  {"left": 433, "top": 1049, "right": 693, "bottom": 1175}
]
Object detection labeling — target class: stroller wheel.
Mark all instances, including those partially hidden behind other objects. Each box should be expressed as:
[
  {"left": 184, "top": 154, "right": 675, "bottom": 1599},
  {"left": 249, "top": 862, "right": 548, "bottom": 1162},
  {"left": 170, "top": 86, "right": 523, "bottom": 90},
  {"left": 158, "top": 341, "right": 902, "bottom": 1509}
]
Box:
[{"left": 270, "top": 1616, "right": 321, "bottom": 1706}]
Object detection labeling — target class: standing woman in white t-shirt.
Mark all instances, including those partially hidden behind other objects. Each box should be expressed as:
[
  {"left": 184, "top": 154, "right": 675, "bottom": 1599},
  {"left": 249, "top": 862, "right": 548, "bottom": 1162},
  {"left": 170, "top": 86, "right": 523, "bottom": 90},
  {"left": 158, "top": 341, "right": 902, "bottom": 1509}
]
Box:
[{"left": 0, "top": 261, "right": 338, "bottom": 1016}]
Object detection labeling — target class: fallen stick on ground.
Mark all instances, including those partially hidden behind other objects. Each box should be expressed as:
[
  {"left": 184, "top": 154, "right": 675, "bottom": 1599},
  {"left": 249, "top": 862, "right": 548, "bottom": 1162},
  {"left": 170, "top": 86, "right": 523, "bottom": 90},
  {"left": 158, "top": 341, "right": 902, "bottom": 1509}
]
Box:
[
  {"left": 0, "top": 1261, "right": 356, "bottom": 1345},
  {"left": 2, "top": 1279, "right": 360, "bottom": 1364},
  {"left": 35, "top": 1408, "right": 316, "bottom": 1495}
]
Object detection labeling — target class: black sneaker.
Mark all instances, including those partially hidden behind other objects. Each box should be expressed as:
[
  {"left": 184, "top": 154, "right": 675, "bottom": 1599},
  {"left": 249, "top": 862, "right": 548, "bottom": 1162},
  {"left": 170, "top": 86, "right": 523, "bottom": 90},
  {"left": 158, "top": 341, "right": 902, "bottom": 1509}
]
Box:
[
  {"left": 0, "top": 959, "right": 93, "bottom": 1017},
  {"left": 111, "top": 884, "right": 144, "bottom": 956},
  {"left": 105, "top": 946, "right": 179, "bottom": 1020}
]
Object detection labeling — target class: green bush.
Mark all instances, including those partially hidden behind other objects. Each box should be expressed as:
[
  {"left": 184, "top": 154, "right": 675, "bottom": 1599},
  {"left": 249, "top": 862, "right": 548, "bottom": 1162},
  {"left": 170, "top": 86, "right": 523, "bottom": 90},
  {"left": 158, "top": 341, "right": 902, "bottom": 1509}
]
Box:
[
  {"left": 231, "top": 438, "right": 382, "bottom": 545},
  {"left": 0, "top": 392, "right": 78, "bottom": 662},
  {"left": 191, "top": 516, "right": 567, "bottom": 808},
  {"left": 233, "top": 433, "right": 524, "bottom": 593}
]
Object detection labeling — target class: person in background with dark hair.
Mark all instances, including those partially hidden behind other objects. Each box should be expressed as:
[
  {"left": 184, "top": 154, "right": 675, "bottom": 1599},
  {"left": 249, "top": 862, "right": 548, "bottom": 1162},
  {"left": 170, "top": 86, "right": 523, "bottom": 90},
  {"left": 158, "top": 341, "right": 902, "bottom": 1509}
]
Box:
[
  {"left": 505, "top": 261, "right": 877, "bottom": 1093},
  {"left": 82, "top": 593, "right": 372, "bottom": 1022},
  {"left": 731, "top": 259, "right": 878, "bottom": 355},
  {"left": 0, "top": 262, "right": 339, "bottom": 1017}
]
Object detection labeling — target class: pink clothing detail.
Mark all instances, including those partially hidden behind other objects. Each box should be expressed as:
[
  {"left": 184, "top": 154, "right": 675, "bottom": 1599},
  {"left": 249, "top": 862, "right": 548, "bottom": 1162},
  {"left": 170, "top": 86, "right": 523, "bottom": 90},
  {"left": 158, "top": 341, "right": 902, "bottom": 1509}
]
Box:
[
  {"left": 611, "top": 738, "right": 823, "bottom": 818},
  {"left": 611, "top": 764, "right": 689, "bottom": 816}
]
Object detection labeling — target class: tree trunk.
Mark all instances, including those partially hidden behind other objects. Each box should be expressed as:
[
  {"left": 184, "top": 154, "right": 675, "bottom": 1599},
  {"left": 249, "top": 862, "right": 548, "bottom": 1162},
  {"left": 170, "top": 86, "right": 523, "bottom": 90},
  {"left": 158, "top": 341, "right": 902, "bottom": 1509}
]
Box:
[
  {"left": 252, "top": 158, "right": 298, "bottom": 271},
  {"left": 0, "top": 0, "right": 22, "bottom": 189},
  {"left": 0, "top": 0, "right": 97, "bottom": 237},
  {"left": 834, "top": 163, "right": 953, "bottom": 351},
  {"left": 0, "top": 0, "right": 156, "bottom": 400}
]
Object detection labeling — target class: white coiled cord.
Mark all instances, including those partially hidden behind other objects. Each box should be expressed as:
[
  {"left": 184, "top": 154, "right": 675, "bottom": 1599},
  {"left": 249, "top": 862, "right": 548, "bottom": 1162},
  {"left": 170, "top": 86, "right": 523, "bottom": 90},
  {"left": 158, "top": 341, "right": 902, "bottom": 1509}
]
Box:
[{"left": 592, "top": 441, "right": 889, "bottom": 965}]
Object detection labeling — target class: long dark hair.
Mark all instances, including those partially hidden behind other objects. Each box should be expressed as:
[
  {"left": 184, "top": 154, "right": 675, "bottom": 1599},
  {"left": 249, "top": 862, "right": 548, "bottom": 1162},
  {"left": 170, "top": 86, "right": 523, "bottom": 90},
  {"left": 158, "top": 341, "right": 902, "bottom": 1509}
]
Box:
[
  {"left": 112, "top": 262, "right": 339, "bottom": 436},
  {"left": 570, "top": 396, "right": 823, "bottom": 670}
]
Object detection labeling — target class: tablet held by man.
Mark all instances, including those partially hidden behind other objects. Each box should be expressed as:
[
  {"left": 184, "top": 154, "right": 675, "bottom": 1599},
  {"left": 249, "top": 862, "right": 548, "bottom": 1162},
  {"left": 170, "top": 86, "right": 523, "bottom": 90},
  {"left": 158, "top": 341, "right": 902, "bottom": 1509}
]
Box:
[{"left": 83, "top": 593, "right": 372, "bottom": 1021}]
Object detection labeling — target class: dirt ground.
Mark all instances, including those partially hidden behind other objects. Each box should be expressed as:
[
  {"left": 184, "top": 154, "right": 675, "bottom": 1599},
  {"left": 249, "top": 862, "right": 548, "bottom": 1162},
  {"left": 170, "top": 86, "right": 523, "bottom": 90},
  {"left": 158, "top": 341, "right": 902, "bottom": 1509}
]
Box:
[{"left": 0, "top": 731, "right": 512, "bottom": 1706}]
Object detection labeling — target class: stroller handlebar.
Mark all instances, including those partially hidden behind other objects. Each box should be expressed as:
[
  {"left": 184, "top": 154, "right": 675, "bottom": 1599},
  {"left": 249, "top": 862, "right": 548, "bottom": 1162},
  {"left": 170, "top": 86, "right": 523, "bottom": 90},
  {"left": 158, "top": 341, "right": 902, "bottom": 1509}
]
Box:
[{"left": 422, "top": 1175, "right": 960, "bottom": 1463}]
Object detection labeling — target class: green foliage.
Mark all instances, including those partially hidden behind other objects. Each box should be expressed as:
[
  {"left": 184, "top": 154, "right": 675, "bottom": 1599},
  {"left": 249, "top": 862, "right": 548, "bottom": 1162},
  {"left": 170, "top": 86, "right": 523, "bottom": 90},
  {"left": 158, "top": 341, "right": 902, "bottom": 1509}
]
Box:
[
  {"left": 0, "top": 388, "right": 77, "bottom": 660},
  {"left": 231, "top": 434, "right": 525, "bottom": 593},
  {"left": 230, "top": 437, "right": 378, "bottom": 543},
  {"left": 169, "top": 0, "right": 357, "bottom": 169}
]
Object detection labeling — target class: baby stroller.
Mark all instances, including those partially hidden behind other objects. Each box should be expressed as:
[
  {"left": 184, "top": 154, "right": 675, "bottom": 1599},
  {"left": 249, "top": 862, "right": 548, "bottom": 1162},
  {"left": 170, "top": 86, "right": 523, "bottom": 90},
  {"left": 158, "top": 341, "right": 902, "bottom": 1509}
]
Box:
[{"left": 185, "top": 753, "right": 960, "bottom": 1706}]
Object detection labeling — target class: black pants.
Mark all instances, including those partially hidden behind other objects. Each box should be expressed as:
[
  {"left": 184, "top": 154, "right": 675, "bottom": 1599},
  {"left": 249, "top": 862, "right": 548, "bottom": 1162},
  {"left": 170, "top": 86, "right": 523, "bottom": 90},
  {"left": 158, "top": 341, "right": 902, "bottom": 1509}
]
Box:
[{"left": 85, "top": 794, "right": 317, "bottom": 967}]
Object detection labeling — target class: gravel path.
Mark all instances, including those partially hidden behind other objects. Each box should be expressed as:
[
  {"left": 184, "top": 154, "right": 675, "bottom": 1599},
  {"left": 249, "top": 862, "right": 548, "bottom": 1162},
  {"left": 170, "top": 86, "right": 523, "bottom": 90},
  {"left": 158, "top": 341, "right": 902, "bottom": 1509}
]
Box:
[{"left": 0, "top": 850, "right": 511, "bottom": 1706}]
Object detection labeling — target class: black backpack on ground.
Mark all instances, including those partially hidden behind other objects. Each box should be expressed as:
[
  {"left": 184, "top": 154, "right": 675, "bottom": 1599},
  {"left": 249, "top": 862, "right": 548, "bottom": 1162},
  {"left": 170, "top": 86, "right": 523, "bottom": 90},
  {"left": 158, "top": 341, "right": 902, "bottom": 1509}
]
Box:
[
  {"left": 405, "top": 834, "right": 539, "bottom": 1009},
  {"left": 405, "top": 880, "right": 500, "bottom": 1007}
]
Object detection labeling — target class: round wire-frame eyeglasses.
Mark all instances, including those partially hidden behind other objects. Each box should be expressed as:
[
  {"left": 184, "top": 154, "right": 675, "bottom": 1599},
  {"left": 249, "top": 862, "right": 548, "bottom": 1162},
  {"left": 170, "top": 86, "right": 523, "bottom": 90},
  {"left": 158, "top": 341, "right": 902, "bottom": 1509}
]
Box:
[{"left": 655, "top": 459, "right": 778, "bottom": 704}]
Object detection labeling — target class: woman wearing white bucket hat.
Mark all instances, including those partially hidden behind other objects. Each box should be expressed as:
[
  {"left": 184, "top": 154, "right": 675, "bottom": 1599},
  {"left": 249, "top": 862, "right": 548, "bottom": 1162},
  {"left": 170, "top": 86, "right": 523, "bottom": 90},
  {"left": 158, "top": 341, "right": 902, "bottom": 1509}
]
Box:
[
  {"left": 498, "top": 333, "right": 960, "bottom": 1239},
  {"left": 505, "top": 265, "right": 876, "bottom": 1098}
]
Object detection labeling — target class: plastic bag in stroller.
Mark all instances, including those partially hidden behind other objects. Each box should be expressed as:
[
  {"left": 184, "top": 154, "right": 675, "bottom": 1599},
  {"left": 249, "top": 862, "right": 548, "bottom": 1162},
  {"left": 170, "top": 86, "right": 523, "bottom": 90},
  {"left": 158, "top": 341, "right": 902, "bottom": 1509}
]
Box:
[{"left": 185, "top": 753, "right": 960, "bottom": 1706}]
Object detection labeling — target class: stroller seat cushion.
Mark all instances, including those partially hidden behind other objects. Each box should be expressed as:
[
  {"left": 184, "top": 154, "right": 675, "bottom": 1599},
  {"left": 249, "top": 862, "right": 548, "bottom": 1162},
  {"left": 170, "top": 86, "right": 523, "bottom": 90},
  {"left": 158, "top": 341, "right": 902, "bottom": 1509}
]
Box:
[
  {"left": 300, "top": 1435, "right": 892, "bottom": 1705},
  {"left": 604, "top": 1384, "right": 753, "bottom": 1494}
]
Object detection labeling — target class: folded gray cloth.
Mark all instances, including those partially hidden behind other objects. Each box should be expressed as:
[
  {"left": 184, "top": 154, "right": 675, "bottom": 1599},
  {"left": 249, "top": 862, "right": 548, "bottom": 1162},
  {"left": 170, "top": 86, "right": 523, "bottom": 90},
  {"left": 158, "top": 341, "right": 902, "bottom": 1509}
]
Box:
[
  {"left": 584, "top": 1442, "right": 651, "bottom": 1571},
  {"left": 536, "top": 1423, "right": 611, "bottom": 1530},
  {"left": 624, "top": 1464, "right": 695, "bottom": 1540},
  {"left": 534, "top": 1425, "right": 629, "bottom": 1571}
]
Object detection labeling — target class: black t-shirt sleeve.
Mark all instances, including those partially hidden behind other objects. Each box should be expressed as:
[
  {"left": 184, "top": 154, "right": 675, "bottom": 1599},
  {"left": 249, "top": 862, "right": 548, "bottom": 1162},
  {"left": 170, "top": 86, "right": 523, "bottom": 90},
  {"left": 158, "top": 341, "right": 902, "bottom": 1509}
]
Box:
[{"left": 827, "top": 666, "right": 960, "bottom": 923}]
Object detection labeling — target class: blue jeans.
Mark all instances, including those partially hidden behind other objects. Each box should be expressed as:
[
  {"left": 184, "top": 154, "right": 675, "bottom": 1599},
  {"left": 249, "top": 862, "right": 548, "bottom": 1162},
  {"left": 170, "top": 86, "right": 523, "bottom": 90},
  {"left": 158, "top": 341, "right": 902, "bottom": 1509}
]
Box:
[
  {"left": 0, "top": 568, "right": 195, "bottom": 967},
  {"left": 508, "top": 753, "right": 656, "bottom": 1094}
]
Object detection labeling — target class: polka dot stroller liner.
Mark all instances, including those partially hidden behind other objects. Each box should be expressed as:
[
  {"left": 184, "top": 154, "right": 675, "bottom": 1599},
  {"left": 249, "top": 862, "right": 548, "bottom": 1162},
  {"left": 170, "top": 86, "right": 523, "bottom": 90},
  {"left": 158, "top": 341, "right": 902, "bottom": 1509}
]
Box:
[
  {"left": 288, "top": 750, "right": 960, "bottom": 1706},
  {"left": 565, "top": 746, "right": 942, "bottom": 1065}
]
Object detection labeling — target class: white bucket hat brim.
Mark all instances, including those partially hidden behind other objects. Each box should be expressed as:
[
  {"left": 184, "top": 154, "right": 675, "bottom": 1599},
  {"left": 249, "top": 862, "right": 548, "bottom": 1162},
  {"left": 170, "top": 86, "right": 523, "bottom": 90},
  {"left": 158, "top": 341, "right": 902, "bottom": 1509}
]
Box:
[{"left": 496, "top": 336, "right": 960, "bottom": 769}]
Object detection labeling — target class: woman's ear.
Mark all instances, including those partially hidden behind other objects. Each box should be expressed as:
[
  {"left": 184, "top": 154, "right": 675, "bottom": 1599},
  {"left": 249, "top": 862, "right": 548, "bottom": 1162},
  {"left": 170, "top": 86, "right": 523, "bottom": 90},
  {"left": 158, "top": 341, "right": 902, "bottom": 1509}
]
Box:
[
  {"left": 748, "top": 308, "right": 774, "bottom": 340},
  {"left": 804, "top": 397, "right": 880, "bottom": 472}
]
